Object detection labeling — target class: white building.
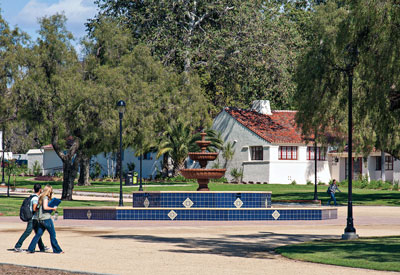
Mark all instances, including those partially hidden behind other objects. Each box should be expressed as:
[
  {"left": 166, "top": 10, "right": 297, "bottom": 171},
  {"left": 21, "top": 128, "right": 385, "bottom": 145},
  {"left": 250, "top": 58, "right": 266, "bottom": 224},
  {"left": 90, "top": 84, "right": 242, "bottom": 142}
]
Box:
[
  {"left": 212, "top": 100, "right": 399, "bottom": 184},
  {"left": 27, "top": 145, "right": 63, "bottom": 175},
  {"left": 0, "top": 130, "right": 13, "bottom": 160},
  {"left": 92, "top": 148, "right": 162, "bottom": 179},
  {"left": 27, "top": 144, "right": 162, "bottom": 179}
]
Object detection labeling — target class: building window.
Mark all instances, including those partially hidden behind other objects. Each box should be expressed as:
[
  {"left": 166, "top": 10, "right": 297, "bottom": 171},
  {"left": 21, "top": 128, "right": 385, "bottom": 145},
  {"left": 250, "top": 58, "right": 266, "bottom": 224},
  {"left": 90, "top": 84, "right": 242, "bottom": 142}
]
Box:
[
  {"left": 376, "top": 156, "right": 393, "bottom": 171},
  {"left": 138, "top": 152, "right": 152, "bottom": 160},
  {"left": 250, "top": 146, "right": 263, "bottom": 160},
  {"left": 307, "top": 147, "right": 326, "bottom": 160},
  {"left": 345, "top": 157, "right": 363, "bottom": 180},
  {"left": 279, "top": 146, "right": 297, "bottom": 160}
]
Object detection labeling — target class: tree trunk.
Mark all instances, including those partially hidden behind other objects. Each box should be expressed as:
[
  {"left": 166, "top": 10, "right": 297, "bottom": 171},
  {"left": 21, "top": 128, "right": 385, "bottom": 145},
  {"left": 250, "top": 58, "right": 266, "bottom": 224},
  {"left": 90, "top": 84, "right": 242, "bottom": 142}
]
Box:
[
  {"left": 381, "top": 150, "right": 386, "bottom": 182},
  {"left": 78, "top": 155, "right": 91, "bottom": 186},
  {"left": 162, "top": 153, "right": 169, "bottom": 177},
  {"left": 172, "top": 161, "right": 185, "bottom": 177},
  {"left": 61, "top": 159, "right": 79, "bottom": 201}
]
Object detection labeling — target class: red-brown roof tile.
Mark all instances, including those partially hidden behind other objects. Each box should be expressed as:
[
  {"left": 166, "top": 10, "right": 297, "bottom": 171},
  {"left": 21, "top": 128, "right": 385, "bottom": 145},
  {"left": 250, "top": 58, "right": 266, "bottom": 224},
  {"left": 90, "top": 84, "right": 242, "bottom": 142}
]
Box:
[
  {"left": 41, "top": 144, "right": 53, "bottom": 150},
  {"left": 224, "top": 107, "right": 305, "bottom": 144}
]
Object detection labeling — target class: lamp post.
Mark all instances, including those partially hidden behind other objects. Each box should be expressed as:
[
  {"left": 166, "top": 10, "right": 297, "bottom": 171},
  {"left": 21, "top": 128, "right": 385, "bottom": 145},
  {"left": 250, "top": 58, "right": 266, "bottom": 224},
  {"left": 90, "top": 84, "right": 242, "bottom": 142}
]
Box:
[
  {"left": 313, "top": 139, "right": 318, "bottom": 201},
  {"left": 139, "top": 153, "right": 143, "bottom": 191},
  {"left": 117, "top": 100, "right": 126, "bottom": 207},
  {"left": 1, "top": 126, "right": 7, "bottom": 195},
  {"left": 342, "top": 66, "right": 358, "bottom": 240}
]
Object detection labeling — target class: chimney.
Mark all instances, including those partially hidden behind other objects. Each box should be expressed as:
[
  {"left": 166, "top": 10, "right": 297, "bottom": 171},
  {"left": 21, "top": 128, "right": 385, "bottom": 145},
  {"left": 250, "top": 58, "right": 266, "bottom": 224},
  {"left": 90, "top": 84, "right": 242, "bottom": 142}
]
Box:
[{"left": 251, "top": 100, "right": 272, "bottom": 115}]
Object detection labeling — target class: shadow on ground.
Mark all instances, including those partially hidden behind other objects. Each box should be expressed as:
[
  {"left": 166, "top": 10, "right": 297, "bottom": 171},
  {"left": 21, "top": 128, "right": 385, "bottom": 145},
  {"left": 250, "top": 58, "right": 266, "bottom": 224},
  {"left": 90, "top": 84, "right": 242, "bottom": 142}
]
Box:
[{"left": 96, "top": 232, "right": 338, "bottom": 259}]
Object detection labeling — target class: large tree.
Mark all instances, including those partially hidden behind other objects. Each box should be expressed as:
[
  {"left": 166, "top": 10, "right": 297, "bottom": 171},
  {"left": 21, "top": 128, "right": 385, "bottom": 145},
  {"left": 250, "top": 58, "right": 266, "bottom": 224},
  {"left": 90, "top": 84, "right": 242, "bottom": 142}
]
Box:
[
  {"left": 82, "top": 17, "right": 212, "bottom": 177},
  {"left": 20, "top": 14, "right": 93, "bottom": 200},
  {"left": 89, "top": 0, "right": 305, "bottom": 112},
  {"left": 295, "top": 1, "right": 400, "bottom": 160}
]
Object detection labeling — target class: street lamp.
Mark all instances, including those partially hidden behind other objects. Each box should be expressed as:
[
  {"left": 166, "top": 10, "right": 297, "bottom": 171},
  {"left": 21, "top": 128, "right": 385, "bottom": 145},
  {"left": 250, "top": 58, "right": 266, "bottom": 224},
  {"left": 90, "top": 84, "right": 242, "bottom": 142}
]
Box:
[
  {"left": 342, "top": 48, "right": 358, "bottom": 240},
  {"left": 1, "top": 126, "right": 7, "bottom": 196},
  {"left": 139, "top": 153, "right": 143, "bottom": 191},
  {"left": 313, "top": 138, "right": 318, "bottom": 201},
  {"left": 117, "top": 100, "right": 126, "bottom": 207}
]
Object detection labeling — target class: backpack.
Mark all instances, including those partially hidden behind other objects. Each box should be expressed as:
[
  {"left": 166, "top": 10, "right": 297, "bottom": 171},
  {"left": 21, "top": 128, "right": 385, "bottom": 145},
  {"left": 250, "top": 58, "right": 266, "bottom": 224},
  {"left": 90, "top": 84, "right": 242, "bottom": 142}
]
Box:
[
  {"left": 19, "top": 195, "right": 37, "bottom": 222},
  {"left": 327, "top": 186, "right": 332, "bottom": 194}
]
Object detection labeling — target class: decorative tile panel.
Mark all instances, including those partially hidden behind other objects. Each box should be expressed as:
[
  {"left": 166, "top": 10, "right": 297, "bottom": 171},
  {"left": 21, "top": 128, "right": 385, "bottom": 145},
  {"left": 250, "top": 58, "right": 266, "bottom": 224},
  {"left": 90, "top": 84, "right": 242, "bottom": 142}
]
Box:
[
  {"left": 272, "top": 210, "right": 280, "bottom": 220},
  {"left": 168, "top": 210, "right": 178, "bottom": 220},
  {"left": 182, "top": 198, "right": 194, "bottom": 208},
  {"left": 234, "top": 198, "right": 243, "bottom": 208},
  {"left": 144, "top": 198, "right": 150, "bottom": 208}
]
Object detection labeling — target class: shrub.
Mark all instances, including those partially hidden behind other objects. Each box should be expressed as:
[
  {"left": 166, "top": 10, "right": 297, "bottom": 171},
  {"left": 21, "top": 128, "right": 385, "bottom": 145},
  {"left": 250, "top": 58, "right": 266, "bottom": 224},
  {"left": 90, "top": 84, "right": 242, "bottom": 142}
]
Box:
[
  {"left": 211, "top": 177, "right": 228, "bottom": 183},
  {"left": 230, "top": 168, "right": 243, "bottom": 183},
  {"left": 290, "top": 180, "right": 297, "bottom": 185},
  {"left": 318, "top": 181, "right": 325, "bottom": 185},
  {"left": 393, "top": 180, "right": 399, "bottom": 191},
  {"left": 306, "top": 180, "right": 313, "bottom": 185},
  {"left": 32, "top": 161, "right": 42, "bottom": 177}
]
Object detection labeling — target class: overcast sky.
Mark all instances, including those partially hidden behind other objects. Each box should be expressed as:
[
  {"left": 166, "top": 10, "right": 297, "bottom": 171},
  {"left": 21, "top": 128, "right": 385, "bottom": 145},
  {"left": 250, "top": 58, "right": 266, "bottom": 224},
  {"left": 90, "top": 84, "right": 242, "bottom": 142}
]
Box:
[{"left": 0, "top": 0, "right": 98, "bottom": 46}]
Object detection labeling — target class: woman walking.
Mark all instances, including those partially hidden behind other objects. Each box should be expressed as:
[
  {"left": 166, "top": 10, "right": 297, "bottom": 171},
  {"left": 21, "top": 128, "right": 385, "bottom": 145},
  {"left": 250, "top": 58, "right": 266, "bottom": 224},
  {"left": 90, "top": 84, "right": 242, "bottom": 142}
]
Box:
[{"left": 27, "top": 184, "right": 63, "bottom": 254}]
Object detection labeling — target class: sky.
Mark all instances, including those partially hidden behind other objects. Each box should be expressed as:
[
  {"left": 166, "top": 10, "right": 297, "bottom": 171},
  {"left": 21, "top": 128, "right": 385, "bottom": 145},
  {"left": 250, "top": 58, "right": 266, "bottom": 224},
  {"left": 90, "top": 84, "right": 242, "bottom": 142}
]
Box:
[{"left": 0, "top": 0, "right": 98, "bottom": 47}]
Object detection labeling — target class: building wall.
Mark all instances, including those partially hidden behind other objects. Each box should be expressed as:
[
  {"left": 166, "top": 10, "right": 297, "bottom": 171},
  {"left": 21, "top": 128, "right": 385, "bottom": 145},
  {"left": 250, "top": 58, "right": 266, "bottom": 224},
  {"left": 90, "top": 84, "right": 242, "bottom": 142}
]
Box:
[
  {"left": 42, "top": 149, "right": 63, "bottom": 175},
  {"left": 212, "top": 110, "right": 270, "bottom": 182},
  {"left": 92, "top": 148, "right": 162, "bottom": 179},
  {"left": 27, "top": 150, "right": 44, "bottom": 175}
]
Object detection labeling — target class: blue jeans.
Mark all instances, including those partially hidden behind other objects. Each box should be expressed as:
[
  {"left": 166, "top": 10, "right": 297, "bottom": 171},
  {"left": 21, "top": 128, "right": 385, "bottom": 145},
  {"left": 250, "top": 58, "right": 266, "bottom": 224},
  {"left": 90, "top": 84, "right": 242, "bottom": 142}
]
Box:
[
  {"left": 327, "top": 192, "right": 337, "bottom": 206},
  {"left": 15, "top": 219, "right": 45, "bottom": 251},
  {"left": 27, "top": 219, "right": 62, "bottom": 253}
]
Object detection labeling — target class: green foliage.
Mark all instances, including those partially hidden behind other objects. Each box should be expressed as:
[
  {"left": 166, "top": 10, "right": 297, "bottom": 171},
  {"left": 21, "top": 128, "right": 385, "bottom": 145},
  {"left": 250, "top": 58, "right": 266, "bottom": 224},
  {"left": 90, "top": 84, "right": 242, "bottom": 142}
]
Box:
[
  {"left": 230, "top": 168, "right": 243, "bottom": 183},
  {"left": 90, "top": 0, "right": 306, "bottom": 112},
  {"left": 295, "top": 0, "right": 400, "bottom": 157},
  {"left": 90, "top": 162, "right": 102, "bottom": 180},
  {"left": 306, "top": 181, "right": 313, "bottom": 186},
  {"left": 339, "top": 179, "right": 395, "bottom": 191},
  {"left": 32, "top": 161, "right": 42, "bottom": 177},
  {"left": 290, "top": 180, "right": 297, "bottom": 185}
]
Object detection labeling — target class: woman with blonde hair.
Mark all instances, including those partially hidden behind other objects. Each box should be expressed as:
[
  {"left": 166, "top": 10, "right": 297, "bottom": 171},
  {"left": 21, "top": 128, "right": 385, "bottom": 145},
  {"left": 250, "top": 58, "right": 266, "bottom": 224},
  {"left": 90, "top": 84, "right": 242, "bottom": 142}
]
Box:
[{"left": 27, "top": 184, "right": 63, "bottom": 253}]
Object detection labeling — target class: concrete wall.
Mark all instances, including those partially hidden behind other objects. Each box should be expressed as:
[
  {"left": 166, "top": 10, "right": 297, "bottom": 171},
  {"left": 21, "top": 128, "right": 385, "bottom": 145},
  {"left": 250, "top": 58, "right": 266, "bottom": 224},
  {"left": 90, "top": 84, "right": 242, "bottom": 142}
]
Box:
[
  {"left": 27, "top": 150, "right": 44, "bottom": 175},
  {"left": 43, "top": 149, "right": 63, "bottom": 175}
]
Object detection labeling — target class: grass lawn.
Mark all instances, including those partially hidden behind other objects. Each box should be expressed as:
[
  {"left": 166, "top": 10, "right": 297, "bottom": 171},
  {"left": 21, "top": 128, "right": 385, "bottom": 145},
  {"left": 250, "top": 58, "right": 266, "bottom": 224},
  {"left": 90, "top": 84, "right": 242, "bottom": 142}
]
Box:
[
  {"left": 0, "top": 196, "right": 117, "bottom": 216},
  {"left": 2, "top": 178, "right": 400, "bottom": 206},
  {"left": 275, "top": 236, "right": 400, "bottom": 272}
]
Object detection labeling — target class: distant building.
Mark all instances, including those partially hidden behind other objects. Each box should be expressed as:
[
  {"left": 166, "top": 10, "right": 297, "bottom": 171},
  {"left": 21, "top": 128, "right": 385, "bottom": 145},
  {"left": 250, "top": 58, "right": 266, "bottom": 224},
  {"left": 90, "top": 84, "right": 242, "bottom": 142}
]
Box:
[{"left": 212, "top": 100, "right": 400, "bottom": 184}]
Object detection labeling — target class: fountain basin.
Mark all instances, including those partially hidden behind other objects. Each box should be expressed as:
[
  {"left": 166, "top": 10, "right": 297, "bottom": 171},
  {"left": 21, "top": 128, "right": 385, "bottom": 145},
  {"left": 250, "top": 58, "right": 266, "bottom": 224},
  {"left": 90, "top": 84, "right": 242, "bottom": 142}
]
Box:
[
  {"left": 180, "top": 168, "right": 226, "bottom": 179},
  {"left": 188, "top": 152, "right": 218, "bottom": 162}
]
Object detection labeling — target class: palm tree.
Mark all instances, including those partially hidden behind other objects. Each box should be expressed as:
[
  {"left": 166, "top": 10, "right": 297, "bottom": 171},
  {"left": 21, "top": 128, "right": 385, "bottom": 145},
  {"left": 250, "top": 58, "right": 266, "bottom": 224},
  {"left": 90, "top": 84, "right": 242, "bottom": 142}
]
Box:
[
  {"left": 157, "top": 122, "right": 224, "bottom": 177},
  {"left": 222, "top": 141, "right": 235, "bottom": 168},
  {"left": 156, "top": 121, "right": 194, "bottom": 177}
]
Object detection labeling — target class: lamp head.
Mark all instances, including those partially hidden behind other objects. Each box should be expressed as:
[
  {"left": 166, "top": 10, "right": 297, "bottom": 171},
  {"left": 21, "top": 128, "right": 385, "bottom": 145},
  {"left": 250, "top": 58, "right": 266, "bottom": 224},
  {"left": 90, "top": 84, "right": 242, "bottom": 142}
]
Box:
[{"left": 117, "top": 100, "right": 126, "bottom": 114}]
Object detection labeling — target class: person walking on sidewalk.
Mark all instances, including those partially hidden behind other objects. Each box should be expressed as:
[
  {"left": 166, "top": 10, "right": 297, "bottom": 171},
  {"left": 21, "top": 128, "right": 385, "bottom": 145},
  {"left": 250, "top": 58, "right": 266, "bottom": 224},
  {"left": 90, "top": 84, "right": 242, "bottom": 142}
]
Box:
[
  {"left": 27, "top": 184, "right": 63, "bottom": 254},
  {"left": 14, "top": 183, "right": 49, "bottom": 252},
  {"left": 327, "top": 179, "right": 341, "bottom": 206}
]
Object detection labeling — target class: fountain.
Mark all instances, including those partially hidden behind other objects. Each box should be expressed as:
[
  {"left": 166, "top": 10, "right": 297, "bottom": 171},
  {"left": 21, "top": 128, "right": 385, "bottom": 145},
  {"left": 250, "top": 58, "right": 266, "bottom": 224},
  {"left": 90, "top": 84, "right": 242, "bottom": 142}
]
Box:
[{"left": 180, "top": 132, "right": 226, "bottom": 191}]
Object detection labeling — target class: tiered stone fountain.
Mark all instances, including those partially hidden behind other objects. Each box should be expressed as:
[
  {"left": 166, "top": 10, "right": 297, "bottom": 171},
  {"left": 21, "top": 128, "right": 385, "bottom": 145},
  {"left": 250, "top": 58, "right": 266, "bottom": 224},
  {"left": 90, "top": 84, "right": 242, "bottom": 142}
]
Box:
[{"left": 180, "top": 132, "right": 226, "bottom": 191}]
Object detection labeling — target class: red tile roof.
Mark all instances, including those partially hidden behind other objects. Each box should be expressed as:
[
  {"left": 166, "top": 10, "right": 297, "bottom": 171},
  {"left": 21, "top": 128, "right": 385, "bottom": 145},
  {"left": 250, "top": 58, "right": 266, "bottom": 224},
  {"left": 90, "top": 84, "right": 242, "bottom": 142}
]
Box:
[
  {"left": 41, "top": 144, "right": 54, "bottom": 150},
  {"left": 224, "top": 107, "right": 305, "bottom": 144}
]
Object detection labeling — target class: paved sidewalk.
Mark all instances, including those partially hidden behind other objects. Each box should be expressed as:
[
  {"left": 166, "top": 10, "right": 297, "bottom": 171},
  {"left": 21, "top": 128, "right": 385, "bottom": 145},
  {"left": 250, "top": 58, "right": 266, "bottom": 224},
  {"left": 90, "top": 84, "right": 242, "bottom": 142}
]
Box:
[{"left": 1, "top": 206, "right": 400, "bottom": 275}]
